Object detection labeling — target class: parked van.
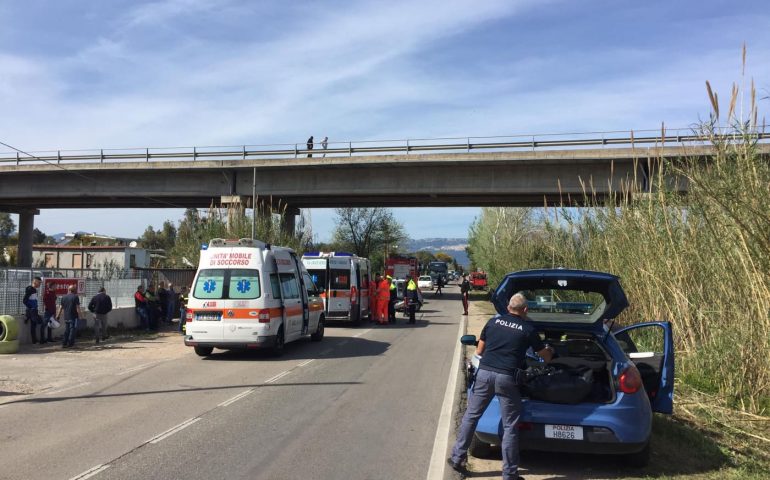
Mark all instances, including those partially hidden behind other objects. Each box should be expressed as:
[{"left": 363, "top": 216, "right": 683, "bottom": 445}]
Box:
[
  {"left": 184, "top": 238, "right": 325, "bottom": 357},
  {"left": 301, "top": 252, "right": 371, "bottom": 324}
]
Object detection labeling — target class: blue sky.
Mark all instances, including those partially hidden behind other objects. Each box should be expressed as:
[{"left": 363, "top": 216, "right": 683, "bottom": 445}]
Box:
[{"left": 2, "top": 0, "right": 769, "bottom": 242}]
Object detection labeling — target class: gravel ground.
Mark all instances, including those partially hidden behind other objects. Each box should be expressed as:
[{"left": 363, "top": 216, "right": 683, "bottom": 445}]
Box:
[{"left": 0, "top": 326, "right": 188, "bottom": 404}]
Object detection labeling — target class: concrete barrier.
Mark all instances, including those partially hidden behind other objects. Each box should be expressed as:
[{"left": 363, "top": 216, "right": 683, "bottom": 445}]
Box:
[{"left": 11, "top": 307, "right": 141, "bottom": 344}]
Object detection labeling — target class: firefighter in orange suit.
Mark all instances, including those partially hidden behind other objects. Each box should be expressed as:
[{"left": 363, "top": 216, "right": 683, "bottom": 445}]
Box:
[
  {"left": 377, "top": 274, "right": 391, "bottom": 325},
  {"left": 371, "top": 274, "right": 382, "bottom": 323}
]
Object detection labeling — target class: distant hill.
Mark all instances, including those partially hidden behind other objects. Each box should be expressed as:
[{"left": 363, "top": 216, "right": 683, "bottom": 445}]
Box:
[{"left": 406, "top": 238, "right": 470, "bottom": 267}]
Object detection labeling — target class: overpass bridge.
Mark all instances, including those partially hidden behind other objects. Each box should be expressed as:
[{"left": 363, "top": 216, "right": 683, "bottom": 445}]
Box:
[{"left": 2, "top": 128, "right": 768, "bottom": 266}]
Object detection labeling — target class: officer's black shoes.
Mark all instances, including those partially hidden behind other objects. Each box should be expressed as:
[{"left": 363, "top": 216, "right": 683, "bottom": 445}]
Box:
[{"left": 446, "top": 458, "right": 467, "bottom": 474}]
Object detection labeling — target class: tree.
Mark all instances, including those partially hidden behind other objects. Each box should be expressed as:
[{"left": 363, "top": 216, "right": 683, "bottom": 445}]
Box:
[
  {"left": 434, "top": 252, "right": 454, "bottom": 264},
  {"left": 331, "top": 208, "right": 406, "bottom": 260},
  {"left": 0, "top": 213, "right": 14, "bottom": 240}
]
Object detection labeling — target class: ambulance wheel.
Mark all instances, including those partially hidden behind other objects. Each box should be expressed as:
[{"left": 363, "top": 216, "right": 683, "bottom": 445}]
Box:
[
  {"left": 0, "top": 339, "right": 20, "bottom": 354},
  {"left": 194, "top": 346, "right": 213, "bottom": 357},
  {"left": 272, "top": 327, "right": 285, "bottom": 356},
  {"left": 469, "top": 434, "right": 492, "bottom": 458},
  {"left": 311, "top": 317, "right": 325, "bottom": 342},
  {"left": 0, "top": 315, "right": 19, "bottom": 342}
]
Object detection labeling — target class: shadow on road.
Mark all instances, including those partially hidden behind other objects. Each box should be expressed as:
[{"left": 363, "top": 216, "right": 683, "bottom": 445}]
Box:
[
  {"left": 203, "top": 336, "right": 391, "bottom": 361},
  {"left": 469, "top": 415, "right": 730, "bottom": 479},
  {"left": 3, "top": 381, "right": 363, "bottom": 406}
]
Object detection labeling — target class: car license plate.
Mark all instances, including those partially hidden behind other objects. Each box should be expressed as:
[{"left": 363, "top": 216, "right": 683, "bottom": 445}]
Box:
[
  {"left": 544, "top": 424, "right": 583, "bottom": 440},
  {"left": 195, "top": 312, "right": 222, "bottom": 322}
]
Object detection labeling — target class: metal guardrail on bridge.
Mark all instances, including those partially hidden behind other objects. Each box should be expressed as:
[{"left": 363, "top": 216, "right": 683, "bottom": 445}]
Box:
[{"left": 1, "top": 127, "right": 767, "bottom": 166}]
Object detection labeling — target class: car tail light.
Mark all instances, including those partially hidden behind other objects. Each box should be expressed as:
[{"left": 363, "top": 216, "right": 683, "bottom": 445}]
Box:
[
  {"left": 258, "top": 309, "right": 271, "bottom": 323},
  {"left": 186, "top": 311, "right": 193, "bottom": 320},
  {"left": 618, "top": 364, "right": 642, "bottom": 394},
  {"left": 350, "top": 286, "right": 357, "bottom": 304},
  {"left": 517, "top": 421, "right": 533, "bottom": 431}
]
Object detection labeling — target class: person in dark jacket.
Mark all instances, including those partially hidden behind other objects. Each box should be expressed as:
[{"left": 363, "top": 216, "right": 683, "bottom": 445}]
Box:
[
  {"left": 88, "top": 287, "right": 113, "bottom": 343},
  {"left": 42, "top": 282, "right": 57, "bottom": 343},
  {"left": 306, "top": 136, "right": 314, "bottom": 157},
  {"left": 404, "top": 275, "right": 419, "bottom": 324},
  {"left": 460, "top": 274, "right": 470, "bottom": 315},
  {"left": 23, "top": 277, "right": 44, "bottom": 343},
  {"left": 448, "top": 293, "right": 554, "bottom": 479},
  {"left": 388, "top": 275, "right": 397, "bottom": 324}
]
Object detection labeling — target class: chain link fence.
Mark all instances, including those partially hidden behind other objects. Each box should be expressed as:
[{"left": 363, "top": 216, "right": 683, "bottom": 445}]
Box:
[{"left": 0, "top": 267, "right": 195, "bottom": 316}]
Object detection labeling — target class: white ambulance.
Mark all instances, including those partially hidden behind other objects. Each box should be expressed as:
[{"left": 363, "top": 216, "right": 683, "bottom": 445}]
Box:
[
  {"left": 184, "top": 238, "right": 325, "bottom": 357},
  {"left": 301, "top": 252, "right": 371, "bottom": 324}
]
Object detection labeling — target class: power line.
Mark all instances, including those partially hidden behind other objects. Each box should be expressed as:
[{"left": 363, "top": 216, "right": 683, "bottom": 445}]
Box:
[{"left": 0, "top": 139, "right": 192, "bottom": 210}]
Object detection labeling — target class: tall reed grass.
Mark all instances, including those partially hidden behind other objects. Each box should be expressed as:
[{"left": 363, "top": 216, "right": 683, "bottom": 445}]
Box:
[{"left": 468, "top": 66, "right": 769, "bottom": 413}]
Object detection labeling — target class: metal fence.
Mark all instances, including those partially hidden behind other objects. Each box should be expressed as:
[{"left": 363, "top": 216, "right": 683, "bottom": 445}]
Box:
[
  {"left": 1, "top": 127, "right": 768, "bottom": 166},
  {"left": 0, "top": 267, "right": 195, "bottom": 316}
]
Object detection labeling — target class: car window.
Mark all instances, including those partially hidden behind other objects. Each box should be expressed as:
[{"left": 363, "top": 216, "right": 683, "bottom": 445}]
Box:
[
  {"left": 270, "top": 274, "right": 282, "bottom": 298},
  {"left": 193, "top": 269, "right": 226, "bottom": 299},
  {"left": 520, "top": 289, "right": 606, "bottom": 323},
  {"left": 330, "top": 269, "right": 349, "bottom": 289},
  {"left": 279, "top": 273, "right": 300, "bottom": 299},
  {"left": 303, "top": 273, "right": 319, "bottom": 296},
  {"left": 228, "top": 269, "right": 261, "bottom": 300}
]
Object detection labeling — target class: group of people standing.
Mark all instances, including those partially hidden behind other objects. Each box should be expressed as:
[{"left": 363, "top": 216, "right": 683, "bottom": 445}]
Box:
[
  {"left": 23, "top": 276, "right": 112, "bottom": 348},
  {"left": 306, "top": 136, "right": 329, "bottom": 158},
  {"left": 368, "top": 274, "right": 419, "bottom": 325},
  {"left": 133, "top": 282, "right": 188, "bottom": 332}
]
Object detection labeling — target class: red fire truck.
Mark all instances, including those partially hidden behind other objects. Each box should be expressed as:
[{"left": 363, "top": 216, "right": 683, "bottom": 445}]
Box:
[
  {"left": 385, "top": 255, "right": 418, "bottom": 280},
  {"left": 470, "top": 271, "right": 488, "bottom": 290}
]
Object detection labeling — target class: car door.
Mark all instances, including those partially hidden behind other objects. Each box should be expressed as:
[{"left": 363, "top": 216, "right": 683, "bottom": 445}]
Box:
[
  {"left": 613, "top": 321, "right": 675, "bottom": 414},
  {"left": 279, "top": 272, "right": 302, "bottom": 340}
]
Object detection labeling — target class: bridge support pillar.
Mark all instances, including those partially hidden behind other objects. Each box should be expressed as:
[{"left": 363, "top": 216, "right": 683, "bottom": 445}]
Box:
[
  {"left": 16, "top": 209, "right": 39, "bottom": 268},
  {"left": 280, "top": 207, "right": 300, "bottom": 237}
]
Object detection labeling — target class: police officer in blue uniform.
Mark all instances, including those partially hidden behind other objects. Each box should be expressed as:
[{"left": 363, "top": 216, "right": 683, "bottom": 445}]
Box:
[{"left": 448, "top": 292, "right": 554, "bottom": 480}]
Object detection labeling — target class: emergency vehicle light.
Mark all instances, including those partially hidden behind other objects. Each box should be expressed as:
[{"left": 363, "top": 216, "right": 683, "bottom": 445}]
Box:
[{"left": 333, "top": 252, "right": 353, "bottom": 257}]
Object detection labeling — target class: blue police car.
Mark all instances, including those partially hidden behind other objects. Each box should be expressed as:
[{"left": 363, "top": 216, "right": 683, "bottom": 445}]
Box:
[{"left": 461, "top": 269, "right": 675, "bottom": 467}]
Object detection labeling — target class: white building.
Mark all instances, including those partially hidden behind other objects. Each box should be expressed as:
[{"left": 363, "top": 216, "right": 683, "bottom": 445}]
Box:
[{"left": 32, "top": 245, "right": 151, "bottom": 270}]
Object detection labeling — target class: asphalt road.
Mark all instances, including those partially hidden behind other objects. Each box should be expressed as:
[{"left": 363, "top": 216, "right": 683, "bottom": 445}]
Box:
[{"left": 0, "top": 290, "right": 465, "bottom": 480}]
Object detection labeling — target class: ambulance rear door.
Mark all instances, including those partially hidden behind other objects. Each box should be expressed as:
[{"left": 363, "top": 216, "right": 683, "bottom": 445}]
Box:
[
  {"left": 274, "top": 250, "right": 303, "bottom": 341},
  {"left": 190, "top": 267, "right": 226, "bottom": 341},
  {"left": 328, "top": 256, "right": 352, "bottom": 319}
]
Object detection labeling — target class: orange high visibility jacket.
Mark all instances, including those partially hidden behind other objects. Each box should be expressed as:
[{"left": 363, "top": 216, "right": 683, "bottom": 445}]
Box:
[{"left": 377, "top": 278, "right": 391, "bottom": 300}]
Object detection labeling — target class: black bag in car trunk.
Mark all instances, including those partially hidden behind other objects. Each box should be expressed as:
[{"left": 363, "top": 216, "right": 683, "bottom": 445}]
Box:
[{"left": 524, "top": 365, "right": 594, "bottom": 404}]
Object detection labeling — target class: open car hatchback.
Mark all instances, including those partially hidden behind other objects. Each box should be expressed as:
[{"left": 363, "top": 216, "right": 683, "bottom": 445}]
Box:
[{"left": 461, "top": 269, "right": 675, "bottom": 467}]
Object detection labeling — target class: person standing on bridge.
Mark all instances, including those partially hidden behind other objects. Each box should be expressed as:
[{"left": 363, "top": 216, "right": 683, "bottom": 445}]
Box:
[
  {"left": 306, "top": 136, "right": 314, "bottom": 157},
  {"left": 321, "top": 136, "right": 328, "bottom": 157},
  {"left": 448, "top": 293, "right": 554, "bottom": 480}
]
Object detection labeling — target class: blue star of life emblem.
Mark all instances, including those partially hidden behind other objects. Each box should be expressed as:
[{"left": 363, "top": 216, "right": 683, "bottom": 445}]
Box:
[
  {"left": 203, "top": 279, "right": 217, "bottom": 293},
  {"left": 236, "top": 279, "right": 251, "bottom": 293}
]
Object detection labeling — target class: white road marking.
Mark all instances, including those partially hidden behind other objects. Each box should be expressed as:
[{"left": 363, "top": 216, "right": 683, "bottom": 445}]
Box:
[
  {"left": 297, "top": 359, "right": 315, "bottom": 367},
  {"left": 147, "top": 417, "right": 201, "bottom": 444},
  {"left": 264, "top": 370, "right": 292, "bottom": 384},
  {"left": 119, "top": 362, "right": 158, "bottom": 376},
  {"left": 352, "top": 329, "right": 371, "bottom": 338},
  {"left": 68, "top": 464, "right": 110, "bottom": 480},
  {"left": 44, "top": 381, "right": 90, "bottom": 396},
  {"left": 425, "top": 315, "right": 465, "bottom": 480},
  {"left": 218, "top": 388, "right": 255, "bottom": 407}
]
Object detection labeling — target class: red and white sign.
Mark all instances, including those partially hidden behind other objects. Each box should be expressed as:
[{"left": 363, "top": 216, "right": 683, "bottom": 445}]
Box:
[{"left": 44, "top": 278, "right": 85, "bottom": 295}]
